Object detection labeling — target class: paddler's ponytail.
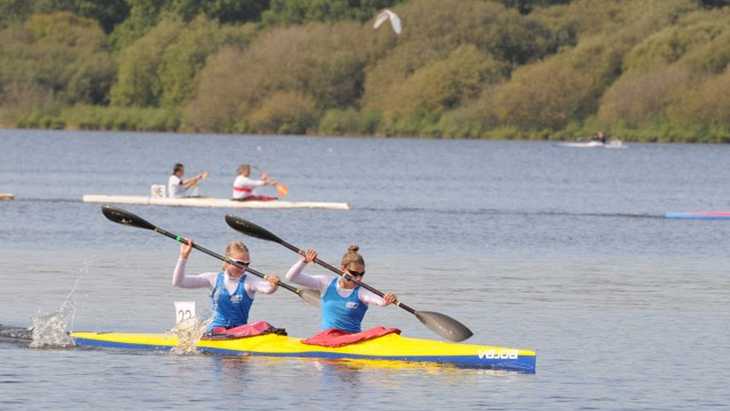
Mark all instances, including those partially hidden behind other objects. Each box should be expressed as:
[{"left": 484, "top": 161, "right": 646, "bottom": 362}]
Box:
[{"left": 341, "top": 245, "right": 364, "bottom": 268}]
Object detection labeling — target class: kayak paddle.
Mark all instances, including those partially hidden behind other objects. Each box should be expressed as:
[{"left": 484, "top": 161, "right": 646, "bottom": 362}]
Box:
[
  {"left": 224, "top": 215, "right": 474, "bottom": 342},
  {"left": 100, "top": 205, "right": 320, "bottom": 307},
  {"left": 251, "top": 165, "right": 288, "bottom": 198},
  {"left": 274, "top": 182, "right": 289, "bottom": 198}
]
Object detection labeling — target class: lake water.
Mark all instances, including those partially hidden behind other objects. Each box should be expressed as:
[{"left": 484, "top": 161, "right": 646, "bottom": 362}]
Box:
[{"left": 1, "top": 129, "right": 728, "bottom": 410}]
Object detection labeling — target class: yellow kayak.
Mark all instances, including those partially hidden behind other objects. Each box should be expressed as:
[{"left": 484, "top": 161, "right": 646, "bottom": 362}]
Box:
[{"left": 71, "top": 331, "right": 536, "bottom": 373}]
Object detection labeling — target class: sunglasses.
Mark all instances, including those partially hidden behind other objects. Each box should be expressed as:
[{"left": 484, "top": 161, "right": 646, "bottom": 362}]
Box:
[
  {"left": 346, "top": 269, "right": 365, "bottom": 278},
  {"left": 230, "top": 259, "right": 250, "bottom": 267}
]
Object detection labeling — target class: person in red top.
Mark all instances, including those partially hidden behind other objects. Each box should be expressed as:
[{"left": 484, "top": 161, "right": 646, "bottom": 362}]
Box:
[{"left": 231, "top": 164, "right": 277, "bottom": 201}]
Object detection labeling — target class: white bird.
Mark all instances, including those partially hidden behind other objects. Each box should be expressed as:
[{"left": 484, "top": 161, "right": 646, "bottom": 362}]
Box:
[{"left": 373, "top": 9, "right": 402, "bottom": 35}]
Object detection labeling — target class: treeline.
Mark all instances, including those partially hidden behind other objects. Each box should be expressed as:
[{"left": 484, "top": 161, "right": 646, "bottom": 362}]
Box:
[{"left": 1, "top": 0, "right": 730, "bottom": 142}]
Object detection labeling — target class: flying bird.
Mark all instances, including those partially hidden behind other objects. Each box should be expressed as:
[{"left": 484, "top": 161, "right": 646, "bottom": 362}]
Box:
[{"left": 373, "top": 9, "right": 402, "bottom": 35}]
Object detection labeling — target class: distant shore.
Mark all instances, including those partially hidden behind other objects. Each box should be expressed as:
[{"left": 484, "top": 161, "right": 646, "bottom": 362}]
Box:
[
  {"left": 2, "top": 1, "right": 730, "bottom": 145},
  {"left": 3, "top": 122, "right": 727, "bottom": 144}
]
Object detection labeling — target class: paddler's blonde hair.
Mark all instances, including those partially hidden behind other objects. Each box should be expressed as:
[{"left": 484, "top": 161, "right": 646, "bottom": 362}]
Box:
[
  {"left": 223, "top": 240, "right": 249, "bottom": 269},
  {"left": 341, "top": 245, "right": 364, "bottom": 269},
  {"left": 237, "top": 164, "right": 251, "bottom": 176}
]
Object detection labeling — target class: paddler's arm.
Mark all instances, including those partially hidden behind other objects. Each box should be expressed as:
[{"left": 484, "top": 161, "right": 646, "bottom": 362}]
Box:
[
  {"left": 182, "top": 171, "right": 208, "bottom": 188},
  {"left": 172, "top": 239, "right": 216, "bottom": 288},
  {"left": 359, "top": 289, "right": 397, "bottom": 306},
  {"left": 285, "top": 249, "right": 329, "bottom": 291},
  {"left": 259, "top": 172, "right": 276, "bottom": 186},
  {"left": 245, "top": 275, "right": 280, "bottom": 295},
  {"left": 233, "top": 176, "right": 267, "bottom": 192},
  {"left": 247, "top": 178, "right": 268, "bottom": 187}
]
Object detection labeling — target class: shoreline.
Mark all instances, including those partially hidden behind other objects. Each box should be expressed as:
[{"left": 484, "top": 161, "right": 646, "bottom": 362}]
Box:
[{"left": 2, "top": 125, "right": 728, "bottom": 144}]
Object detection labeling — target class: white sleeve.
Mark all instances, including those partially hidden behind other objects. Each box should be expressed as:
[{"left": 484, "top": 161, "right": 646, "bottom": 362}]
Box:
[
  {"left": 285, "top": 259, "right": 331, "bottom": 291},
  {"left": 244, "top": 275, "right": 276, "bottom": 295},
  {"left": 358, "top": 288, "right": 387, "bottom": 306},
  {"left": 172, "top": 258, "right": 216, "bottom": 289},
  {"left": 234, "top": 176, "right": 266, "bottom": 188},
  {"left": 247, "top": 178, "right": 267, "bottom": 187}
]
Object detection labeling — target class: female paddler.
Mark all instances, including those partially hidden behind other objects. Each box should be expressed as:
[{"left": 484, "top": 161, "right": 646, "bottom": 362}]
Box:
[
  {"left": 232, "top": 164, "right": 277, "bottom": 201},
  {"left": 173, "top": 239, "right": 280, "bottom": 332},
  {"left": 285, "top": 246, "right": 397, "bottom": 333}
]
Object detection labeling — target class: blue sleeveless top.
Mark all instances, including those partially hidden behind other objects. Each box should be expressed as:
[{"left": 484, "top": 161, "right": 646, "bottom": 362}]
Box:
[
  {"left": 320, "top": 277, "right": 368, "bottom": 333},
  {"left": 209, "top": 272, "right": 254, "bottom": 330}
]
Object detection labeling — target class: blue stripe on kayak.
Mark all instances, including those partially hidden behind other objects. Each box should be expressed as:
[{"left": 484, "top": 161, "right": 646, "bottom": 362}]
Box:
[
  {"left": 198, "top": 347, "right": 536, "bottom": 373},
  {"left": 665, "top": 212, "right": 730, "bottom": 220},
  {"left": 73, "top": 337, "right": 173, "bottom": 352},
  {"left": 73, "top": 338, "right": 536, "bottom": 374}
]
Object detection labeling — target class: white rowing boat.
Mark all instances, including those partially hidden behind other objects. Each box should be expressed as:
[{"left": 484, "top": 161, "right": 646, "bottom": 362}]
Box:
[
  {"left": 557, "top": 140, "right": 626, "bottom": 149},
  {"left": 82, "top": 195, "right": 350, "bottom": 210}
]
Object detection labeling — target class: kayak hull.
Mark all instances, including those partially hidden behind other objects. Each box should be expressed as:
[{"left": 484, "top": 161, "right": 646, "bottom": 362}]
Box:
[
  {"left": 71, "top": 332, "right": 536, "bottom": 373},
  {"left": 82, "top": 195, "right": 350, "bottom": 210}
]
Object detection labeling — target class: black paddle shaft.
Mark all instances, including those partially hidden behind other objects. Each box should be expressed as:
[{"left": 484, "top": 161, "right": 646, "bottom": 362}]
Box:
[
  {"left": 222, "top": 214, "right": 419, "bottom": 313},
  {"left": 223, "top": 214, "right": 474, "bottom": 341},
  {"left": 277, "top": 241, "right": 417, "bottom": 315},
  {"left": 99, "top": 205, "right": 306, "bottom": 297},
  {"left": 152, "top": 226, "right": 302, "bottom": 295}
]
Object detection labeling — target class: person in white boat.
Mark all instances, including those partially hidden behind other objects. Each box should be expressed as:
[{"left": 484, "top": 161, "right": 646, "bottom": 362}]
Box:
[
  {"left": 591, "top": 131, "right": 607, "bottom": 144},
  {"left": 168, "top": 163, "right": 207, "bottom": 198},
  {"left": 232, "top": 164, "right": 278, "bottom": 201}
]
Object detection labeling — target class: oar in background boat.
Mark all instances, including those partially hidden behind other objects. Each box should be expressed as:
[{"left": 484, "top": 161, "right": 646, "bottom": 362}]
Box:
[
  {"left": 252, "top": 166, "right": 288, "bottom": 198},
  {"left": 100, "top": 205, "right": 320, "bottom": 307},
  {"left": 224, "top": 215, "right": 474, "bottom": 342}
]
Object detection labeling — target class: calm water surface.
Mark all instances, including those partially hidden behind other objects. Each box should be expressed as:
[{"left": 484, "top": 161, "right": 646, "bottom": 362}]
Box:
[{"left": 1, "top": 129, "right": 728, "bottom": 410}]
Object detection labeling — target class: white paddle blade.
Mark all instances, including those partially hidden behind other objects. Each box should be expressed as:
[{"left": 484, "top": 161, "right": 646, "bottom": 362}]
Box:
[
  {"left": 299, "top": 288, "right": 321, "bottom": 307},
  {"left": 374, "top": 9, "right": 402, "bottom": 35}
]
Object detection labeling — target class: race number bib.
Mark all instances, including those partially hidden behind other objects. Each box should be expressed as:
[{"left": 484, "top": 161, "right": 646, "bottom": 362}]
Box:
[{"left": 174, "top": 301, "right": 196, "bottom": 324}]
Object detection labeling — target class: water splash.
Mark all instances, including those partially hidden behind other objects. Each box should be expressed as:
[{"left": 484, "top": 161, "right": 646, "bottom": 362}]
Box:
[
  {"left": 169, "top": 317, "right": 210, "bottom": 355},
  {"left": 30, "top": 298, "right": 75, "bottom": 348},
  {"left": 29, "top": 262, "right": 85, "bottom": 349}
]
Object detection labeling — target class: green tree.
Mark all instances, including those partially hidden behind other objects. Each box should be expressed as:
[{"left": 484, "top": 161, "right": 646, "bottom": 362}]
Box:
[
  {"left": 158, "top": 17, "right": 255, "bottom": 107},
  {"left": 110, "top": 19, "right": 183, "bottom": 107},
  {"left": 0, "top": 0, "right": 33, "bottom": 28},
  {"left": 247, "top": 91, "right": 319, "bottom": 134},
  {"left": 168, "top": 0, "right": 270, "bottom": 23},
  {"left": 109, "top": 0, "right": 169, "bottom": 50},
  {"left": 0, "top": 0, "right": 130, "bottom": 32},
  {"left": 700, "top": 0, "right": 730, "bottom": 7},
  {"left": 380, "top": 45, "right": 508, "bottom": 120},
  {"left": 500, "top": 0, "right": 572, "bottom": 14},
  {"left": 363, "top": 0, "right": 559, "bottom": 111},
  {"left": 36, "top": 0, "right": 130, "bottom": 33},
  {"left": 0, "top": 12, "right": 113, "bottom": 105},
  {"left": 183, "top": 22, "right": 381, "bottom": 131},
  {"left": 597, "top": 66, "right": 690, "bottom": 128}
]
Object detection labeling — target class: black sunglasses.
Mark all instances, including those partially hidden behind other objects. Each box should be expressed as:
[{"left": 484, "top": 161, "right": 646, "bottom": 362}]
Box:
[
  {"left": 347, "top": 269, "right": 365, "bottom": 277},
  {"left": 231, "top": 259, "right": 250, "bottom": 267}
]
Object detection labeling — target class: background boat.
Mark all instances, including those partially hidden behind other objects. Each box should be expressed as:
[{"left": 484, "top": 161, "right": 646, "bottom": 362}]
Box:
[
  {"left": 557, "top": 140, "right": 625, "bottom": 148},
  {"left": 82, "top": 194, "right": 351, "bottom": 210}
]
